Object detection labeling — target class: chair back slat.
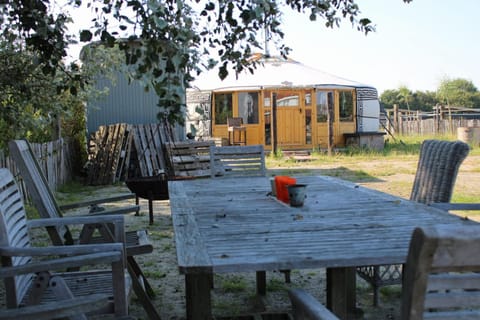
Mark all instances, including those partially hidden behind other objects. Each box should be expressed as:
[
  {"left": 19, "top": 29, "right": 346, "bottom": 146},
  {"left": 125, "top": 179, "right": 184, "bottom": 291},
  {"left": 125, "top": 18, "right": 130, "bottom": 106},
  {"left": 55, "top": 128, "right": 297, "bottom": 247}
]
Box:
[
  {"left": 0, "top": 169, "right": 33, "bottom": 307},
  {"left": 210, "top": 144, "right": 266, "bottom": 178},
  {"left": 227, "top": 117, "right": 243, "bottom": 127},
  {"left": 402, "top": 225, "right": 480, "bottom": 319},
  {"left": 9, "top": 140, "right": 71, "bottom": 245},
  {"left": 410, "top": 139, "right": 469, "bottom": 204}
]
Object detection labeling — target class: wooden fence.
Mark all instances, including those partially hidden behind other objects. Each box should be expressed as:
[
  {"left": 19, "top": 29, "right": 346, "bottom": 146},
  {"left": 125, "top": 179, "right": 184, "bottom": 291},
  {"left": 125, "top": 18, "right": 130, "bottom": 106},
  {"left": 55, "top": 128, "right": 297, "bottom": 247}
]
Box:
[
  {"left": 386, "top": 117, "right": 480, "bottom": 136},
  {"left": 0, "top": 139, "right": 74, "bottom": 194},
  {"left": 385, "top": 105, "right": 480, "bottom": 137}
]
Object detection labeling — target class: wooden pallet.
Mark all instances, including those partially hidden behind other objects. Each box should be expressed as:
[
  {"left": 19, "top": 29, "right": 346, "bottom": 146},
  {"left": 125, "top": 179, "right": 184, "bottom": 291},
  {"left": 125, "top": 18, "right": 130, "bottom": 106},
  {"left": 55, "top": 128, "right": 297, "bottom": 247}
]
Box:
[
  {"left": 130, "top": 124, "right": 172, "bottom": 177},
  {"left": 165, "top": 141, "right": 214, "bottom": 178},
  {"left": 87, "top": 123, "right": 132, "bottom": 185},
  {"left": 86, "top": 123, "right": 174, "bottom": 185}
]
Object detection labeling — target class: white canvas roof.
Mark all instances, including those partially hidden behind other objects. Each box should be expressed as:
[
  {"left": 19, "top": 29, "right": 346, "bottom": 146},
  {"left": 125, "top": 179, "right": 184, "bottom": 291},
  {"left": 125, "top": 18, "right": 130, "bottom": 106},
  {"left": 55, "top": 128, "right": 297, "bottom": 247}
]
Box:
[{"left": 190, "top": 55, "right": 374, "bottom": 92}]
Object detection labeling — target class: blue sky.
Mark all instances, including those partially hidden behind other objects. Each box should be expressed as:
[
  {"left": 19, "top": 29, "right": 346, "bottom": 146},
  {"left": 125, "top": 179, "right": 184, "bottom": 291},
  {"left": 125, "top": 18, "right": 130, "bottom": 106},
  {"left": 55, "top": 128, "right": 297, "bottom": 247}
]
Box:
[
  {"left": 280, "top": 0, "right": 479, "bottom": 94},
  {"left": 66, "top": 1, "right": 479, "bottom": 95}
]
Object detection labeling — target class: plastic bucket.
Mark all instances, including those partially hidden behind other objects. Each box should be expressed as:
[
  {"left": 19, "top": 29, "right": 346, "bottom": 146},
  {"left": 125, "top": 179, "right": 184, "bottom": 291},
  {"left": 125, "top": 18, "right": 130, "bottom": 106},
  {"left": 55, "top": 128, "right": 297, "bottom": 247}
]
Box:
[
  {"left": 275, "top": 176, "right": 297, "bottom": 204},
  {"left": 270, "top": 177, "right": 277, "bottom": 196},
  {"left": 287, "top": 184, "right": 307, "bottom": 207}
]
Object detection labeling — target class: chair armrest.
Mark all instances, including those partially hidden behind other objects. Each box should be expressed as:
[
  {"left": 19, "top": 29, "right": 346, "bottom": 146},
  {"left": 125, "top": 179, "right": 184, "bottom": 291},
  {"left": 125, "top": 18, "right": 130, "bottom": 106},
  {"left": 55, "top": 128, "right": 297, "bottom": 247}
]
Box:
[
  {"left": 27, "top": 214, "right": 126, "bottom": 245},
  {"left": 58, "top": 193, "right": 136, "bottom": 210},
  {"left": 0, "top": 249, "right": 123, "bottom": 278},
  {"left": 288, "top": 289, "right": 339, "bottom": 320},
  {"left": 86, "top": 205, "right": 140, "bottom": 216},
  {"left": 0, "top": 242, "right": 124, "bottom": 257},
  {"left": 26, "top": 214, "right": 124, "bottom": 229},
  {"left": 0, "top": 294, "right": 110, "bottom": 320},
  {"left": 430, "top": 202, "right": 480, "bottom": 211}
]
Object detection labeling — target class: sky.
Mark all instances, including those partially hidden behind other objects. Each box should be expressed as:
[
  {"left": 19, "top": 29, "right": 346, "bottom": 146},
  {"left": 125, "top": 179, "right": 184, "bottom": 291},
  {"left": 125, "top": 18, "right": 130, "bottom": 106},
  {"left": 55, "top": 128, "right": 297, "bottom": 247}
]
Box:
[
  {"left": 66, "top": 0, "right": 480, "bottom": 95},
  {"left": 280, "top": 0, "right": 480, "bottom": 94}
]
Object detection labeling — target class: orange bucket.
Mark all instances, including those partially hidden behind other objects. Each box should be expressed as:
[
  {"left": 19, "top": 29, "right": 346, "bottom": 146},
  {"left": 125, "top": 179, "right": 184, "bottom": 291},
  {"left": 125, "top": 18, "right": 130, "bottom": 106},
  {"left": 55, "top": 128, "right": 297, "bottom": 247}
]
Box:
[{"left": 275, "top": 176, "right": 297, "bottom": 204}]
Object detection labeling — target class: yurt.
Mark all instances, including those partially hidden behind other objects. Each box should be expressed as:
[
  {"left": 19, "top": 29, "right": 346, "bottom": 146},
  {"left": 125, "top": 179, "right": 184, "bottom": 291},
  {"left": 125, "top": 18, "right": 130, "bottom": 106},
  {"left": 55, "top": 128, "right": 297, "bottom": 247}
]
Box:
[{"left": 186, "top": 54, "right": 385, "bottom": 150}]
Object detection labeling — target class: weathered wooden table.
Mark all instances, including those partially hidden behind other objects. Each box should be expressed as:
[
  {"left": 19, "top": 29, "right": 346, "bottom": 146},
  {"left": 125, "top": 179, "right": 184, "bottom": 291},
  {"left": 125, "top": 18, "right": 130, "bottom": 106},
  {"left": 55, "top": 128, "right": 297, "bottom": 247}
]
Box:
[{"left": 168, "top": 175, "right": 476, "bottom": 319}]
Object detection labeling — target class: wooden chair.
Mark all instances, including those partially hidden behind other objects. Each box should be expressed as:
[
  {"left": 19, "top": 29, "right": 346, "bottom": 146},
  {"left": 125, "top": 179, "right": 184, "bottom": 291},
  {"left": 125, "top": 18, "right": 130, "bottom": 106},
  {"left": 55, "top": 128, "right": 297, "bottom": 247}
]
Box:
[
  {"left": 210, "top": 144, "right": 266, "bottom": 178},
  {"left": 227, "top": 117, "right": 247, "bottom": 145},
  {"left": 289, "top": 224, "right": 480, "bottom": 320},
  {"left": 356, "top": 139, "right": 470, "bottom": 306},
  {"left": 0, "top": 168, "right": 131, "bottom": 319},
  {"left": 8, "top": 139, "right": 161, "bottom": 320}
]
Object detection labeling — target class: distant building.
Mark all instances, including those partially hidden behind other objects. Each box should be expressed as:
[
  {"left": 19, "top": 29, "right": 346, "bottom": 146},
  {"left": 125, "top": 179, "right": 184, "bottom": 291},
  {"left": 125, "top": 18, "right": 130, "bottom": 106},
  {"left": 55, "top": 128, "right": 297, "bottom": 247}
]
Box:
[
  {"left": 83, "top": 42, "right": 185, "bottom": 140},
  {"left": 187, "top": 54, "right": 384, "bottom": 150}
]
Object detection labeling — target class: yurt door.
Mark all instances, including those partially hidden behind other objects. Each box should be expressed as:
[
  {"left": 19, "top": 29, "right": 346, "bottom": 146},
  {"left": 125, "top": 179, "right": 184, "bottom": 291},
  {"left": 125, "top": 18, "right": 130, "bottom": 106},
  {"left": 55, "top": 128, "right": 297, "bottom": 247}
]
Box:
[{"left": 273, "top": 90, "right": 304, "bottom": 147}]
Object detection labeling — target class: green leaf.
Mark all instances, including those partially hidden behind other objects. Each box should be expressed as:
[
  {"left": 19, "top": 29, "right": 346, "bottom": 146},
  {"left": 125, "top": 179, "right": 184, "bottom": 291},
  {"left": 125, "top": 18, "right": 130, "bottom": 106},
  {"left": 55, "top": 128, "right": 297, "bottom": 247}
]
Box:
[{"left": 205, "top": 2, "right": 215, "bottom": 11}]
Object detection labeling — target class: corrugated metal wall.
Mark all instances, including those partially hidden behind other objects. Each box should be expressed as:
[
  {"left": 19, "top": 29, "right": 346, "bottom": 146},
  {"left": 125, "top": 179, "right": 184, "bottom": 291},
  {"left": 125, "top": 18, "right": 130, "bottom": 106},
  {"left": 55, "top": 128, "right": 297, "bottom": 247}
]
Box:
[{"left": 87, "top": 71, "right": 184, "bottom": 139}]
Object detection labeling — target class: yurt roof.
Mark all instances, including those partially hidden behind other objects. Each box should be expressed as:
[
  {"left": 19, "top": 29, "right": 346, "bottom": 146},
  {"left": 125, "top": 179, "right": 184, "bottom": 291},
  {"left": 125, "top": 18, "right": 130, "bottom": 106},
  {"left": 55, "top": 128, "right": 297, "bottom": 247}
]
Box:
[{"left": 190, "top": 54, "right": 375, "bottom": 92}]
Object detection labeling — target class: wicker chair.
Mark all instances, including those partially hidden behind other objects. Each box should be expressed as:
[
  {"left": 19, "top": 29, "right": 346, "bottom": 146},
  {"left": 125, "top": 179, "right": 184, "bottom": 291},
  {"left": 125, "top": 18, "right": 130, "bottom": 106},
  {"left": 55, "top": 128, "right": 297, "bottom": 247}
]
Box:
[{"left": 356, "top": 139, "right": 470, "bottom": 306}]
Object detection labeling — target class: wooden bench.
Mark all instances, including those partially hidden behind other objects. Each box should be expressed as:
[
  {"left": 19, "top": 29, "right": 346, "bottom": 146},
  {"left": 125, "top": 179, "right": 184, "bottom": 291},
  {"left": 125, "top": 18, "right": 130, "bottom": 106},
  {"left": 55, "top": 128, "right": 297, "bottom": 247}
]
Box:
[{"left": 210, "top": 144, "right": 266, "bottom": 178}]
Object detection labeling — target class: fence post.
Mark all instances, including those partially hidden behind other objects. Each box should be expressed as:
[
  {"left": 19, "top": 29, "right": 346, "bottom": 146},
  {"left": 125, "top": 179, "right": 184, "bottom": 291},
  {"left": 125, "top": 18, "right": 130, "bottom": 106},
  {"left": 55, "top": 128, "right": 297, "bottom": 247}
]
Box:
[
  {"left": 393, "top": 104, "right": 398, "bottom": 134},
  {"left": 416, "top": 110, "right": 421, "bottom": 135},
  {"left": 386, "top": 109, "right": 391, "bottom": 133},
  {"left": 398, "top": 111, "right": 403, "bottom": 135}
]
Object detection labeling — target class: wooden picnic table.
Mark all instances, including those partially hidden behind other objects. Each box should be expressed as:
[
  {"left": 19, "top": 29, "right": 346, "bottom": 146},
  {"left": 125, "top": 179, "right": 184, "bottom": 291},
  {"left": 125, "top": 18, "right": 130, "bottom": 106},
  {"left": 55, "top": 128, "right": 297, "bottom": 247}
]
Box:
[{"left": 168, "top": 175, "right": 477, "bottom": 319}]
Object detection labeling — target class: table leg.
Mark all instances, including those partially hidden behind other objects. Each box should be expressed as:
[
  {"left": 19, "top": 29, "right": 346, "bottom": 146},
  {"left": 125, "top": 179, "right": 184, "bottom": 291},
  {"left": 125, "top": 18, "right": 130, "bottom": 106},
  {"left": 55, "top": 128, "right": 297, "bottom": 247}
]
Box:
[
  {"left": 185, "top": 273, "right": 212, "bottom": 320},
  {"left": 135, "top": 195, "right": 140, "bottom": 216},
  {"left": 256, "top": 271, "right": 266, "bottom": 295},
  {"left": 326, "top": 267, "right": 356, "bottom": 319},
  {"left": 148, "top": 197, "right": 154, "bottom": 225}
]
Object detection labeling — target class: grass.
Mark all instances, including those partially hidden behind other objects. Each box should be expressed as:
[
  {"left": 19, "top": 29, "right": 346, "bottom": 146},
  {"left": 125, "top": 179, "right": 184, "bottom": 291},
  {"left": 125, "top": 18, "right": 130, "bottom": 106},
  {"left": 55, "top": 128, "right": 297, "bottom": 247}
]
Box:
[
  {"left": 267, "top": 134, "right": 477, "bottom": 168},
  {"left": 266, "top": 134, "right": 480, "bottom": 215},
  {"left": 218, "top": 275, "right": 249, "bottom": 293},
  {"left": 55, "top": 180, "right": 129, "bottom": 205},
  {"left": 267, "top": 278, "right": 287, "bottom": 292}
]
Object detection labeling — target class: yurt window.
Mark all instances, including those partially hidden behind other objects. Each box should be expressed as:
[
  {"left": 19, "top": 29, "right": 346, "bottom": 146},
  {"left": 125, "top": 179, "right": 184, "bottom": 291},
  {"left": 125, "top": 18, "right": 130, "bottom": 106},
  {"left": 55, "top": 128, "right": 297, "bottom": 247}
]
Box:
[
  {"left": 264, "top": 91, "right": 271, "bottom": 145},
  {"left": 305, "top": 109, "right": 312, "bottom": 144},
  {"left": 305, "top": 93, "right": 312, "bottom": 106},
  {"left": 316, "top": 91, "right": 334, "bottom": 122},
  {"left": 214, "top": 93, "right": 233, "bottom": 124},
  {"left": 238, "top": 92, "right": 259, "bottom": 124},
  {"left": 339, "top": 91, "right": 354, "bottom": 122},
  {"left": 277, "top": 90, "right": 299, "bottom": 107}
]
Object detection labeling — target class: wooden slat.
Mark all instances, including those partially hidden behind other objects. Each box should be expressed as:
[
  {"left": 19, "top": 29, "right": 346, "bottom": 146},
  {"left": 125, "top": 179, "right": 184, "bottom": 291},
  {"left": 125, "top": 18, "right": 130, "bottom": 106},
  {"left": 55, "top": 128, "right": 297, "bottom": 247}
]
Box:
[
  {"left": 210, "top": 144, "right": 266, "bottom": 177},
  {"left": 165, "top": 141, "right": 214, "bottom": 178},
  {"left": 168, "top": 181, "right": 211, "bottom": 273},
  {"left": 130, "top": 124, "right": 169, "bottom": 177},
  {"left": 86, "top": 123, "right": 131, "bottom": 185}
]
